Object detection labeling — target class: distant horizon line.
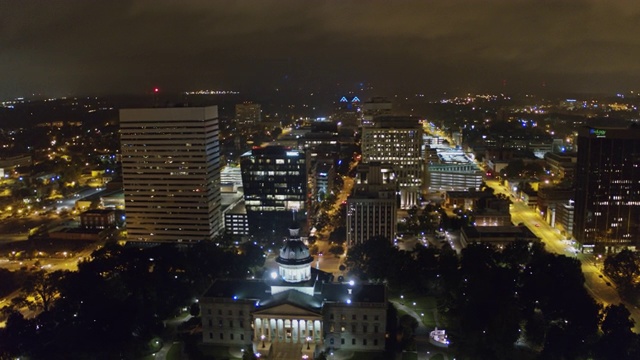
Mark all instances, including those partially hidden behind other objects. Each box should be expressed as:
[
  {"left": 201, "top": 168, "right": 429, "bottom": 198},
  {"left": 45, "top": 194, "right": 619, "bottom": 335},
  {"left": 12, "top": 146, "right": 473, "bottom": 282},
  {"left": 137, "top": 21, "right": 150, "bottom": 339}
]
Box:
[{"left": 2, "top": 88, "right": 639, "bottom": 104}]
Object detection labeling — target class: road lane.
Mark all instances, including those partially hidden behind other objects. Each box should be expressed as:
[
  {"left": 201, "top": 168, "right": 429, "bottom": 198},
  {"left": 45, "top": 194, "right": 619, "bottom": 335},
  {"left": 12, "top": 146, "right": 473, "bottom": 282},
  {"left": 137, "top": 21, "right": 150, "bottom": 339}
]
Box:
[{"left": 484, "top": 180, "right": 640, "bottom": 332}]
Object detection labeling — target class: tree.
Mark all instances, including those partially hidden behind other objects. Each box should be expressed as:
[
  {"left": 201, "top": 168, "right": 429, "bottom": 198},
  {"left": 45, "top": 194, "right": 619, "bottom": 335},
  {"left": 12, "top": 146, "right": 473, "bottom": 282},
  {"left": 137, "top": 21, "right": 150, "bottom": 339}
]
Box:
[
  {"left": 19, "top": 269, "right": 67, "bottom": 312},
  {"left": 405, "top": 206, "right": 420, "bottom": 234},
  {"left": 602, "top": 304, "right": 634, "bottom": 335},
  {"left": 328, "top": 226, "right": 346, "bottom": 245},
  {"left": 596, "top": 304, "right": 640, "bottom": 360},
  {"left": 0, "top": 268, "right": 19, "bottom": 298},
  {"left": 502, "top": 159, "right": 525, "bottom": 178},
  {"left": 0, "top": 310, "right": 35, "bottom": 358},
  {"left": 604, "top": 250, "right": 640, "bottom": 292},
  {"left": 517, "top": 181, "right": 534, "bottom": 194},
  {"left": 524, "top": 162, "right": 539, "bottom": 177},
  {"left": 328, "top": 244, "right": 344, "bottom": 257},
  {"left": 239, "top": 242, "right": 266, "bottom": 269},
  {"left": 189, "top": 302, "right": 200, "bottom": 317},
  {"left": 345, "top": 236, "right": 398, "bottom": 281},
  {"left": 398, "top": 314, "right": 418, "bottom": 350}
]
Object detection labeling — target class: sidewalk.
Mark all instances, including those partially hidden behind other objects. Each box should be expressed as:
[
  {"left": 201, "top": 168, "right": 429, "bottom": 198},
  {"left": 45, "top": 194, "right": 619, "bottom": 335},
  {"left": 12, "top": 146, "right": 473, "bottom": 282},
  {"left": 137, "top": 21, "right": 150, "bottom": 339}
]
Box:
[
  {"left": 391, "top": 300, "right": 452, "bottom": 360},
  {"left": 155, "top": 312, "right": 193, "bottom": 360}
]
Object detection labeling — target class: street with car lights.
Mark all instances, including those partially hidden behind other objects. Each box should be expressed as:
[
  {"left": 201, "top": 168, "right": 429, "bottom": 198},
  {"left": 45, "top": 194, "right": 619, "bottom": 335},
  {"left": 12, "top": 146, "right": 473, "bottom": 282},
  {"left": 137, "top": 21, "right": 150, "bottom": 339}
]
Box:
[{"left": 484, "top": 179, "right": 640, "bottom": 332}]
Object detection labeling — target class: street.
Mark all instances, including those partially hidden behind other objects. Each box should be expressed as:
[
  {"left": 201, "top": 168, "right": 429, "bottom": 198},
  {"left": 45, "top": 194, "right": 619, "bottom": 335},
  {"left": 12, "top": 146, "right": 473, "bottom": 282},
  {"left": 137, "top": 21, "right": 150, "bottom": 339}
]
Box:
[{"left": 484, "top": 180, "right": 640, "bottom": 332}]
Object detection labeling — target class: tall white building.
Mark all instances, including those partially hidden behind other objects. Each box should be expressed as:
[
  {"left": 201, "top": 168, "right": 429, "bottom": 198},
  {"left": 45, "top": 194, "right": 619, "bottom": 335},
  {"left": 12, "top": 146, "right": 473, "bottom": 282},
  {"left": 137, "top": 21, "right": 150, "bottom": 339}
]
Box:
[
  {"left": 361, "top": 116, "right": 423, "bottom": 208},
  {"left": 120, "top": 106, "right": 222, "bottom": 243}
]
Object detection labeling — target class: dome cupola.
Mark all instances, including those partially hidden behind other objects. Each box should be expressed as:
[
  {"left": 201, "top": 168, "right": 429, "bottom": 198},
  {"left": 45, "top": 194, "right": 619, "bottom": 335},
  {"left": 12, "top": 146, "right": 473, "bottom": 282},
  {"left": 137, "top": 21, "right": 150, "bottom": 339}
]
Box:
[{"left": 275, "top": 222, "right": 313, "bottom": 283}]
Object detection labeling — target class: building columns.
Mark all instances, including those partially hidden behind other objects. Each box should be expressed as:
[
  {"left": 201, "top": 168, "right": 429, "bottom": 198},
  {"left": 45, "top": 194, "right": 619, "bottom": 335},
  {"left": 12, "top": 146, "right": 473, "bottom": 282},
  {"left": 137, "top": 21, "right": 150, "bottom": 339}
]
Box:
[{"left": 254, "top": 317, "right": 322, "bottom": 344}]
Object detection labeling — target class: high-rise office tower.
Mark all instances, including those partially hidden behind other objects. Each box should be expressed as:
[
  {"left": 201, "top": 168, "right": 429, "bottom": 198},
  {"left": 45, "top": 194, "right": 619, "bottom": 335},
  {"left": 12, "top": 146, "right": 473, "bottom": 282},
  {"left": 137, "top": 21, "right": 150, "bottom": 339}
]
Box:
[
  {"left": 120, "top": 106, "right": 222, "bottom": 243},
  {"left": 346, "top": 188, "right": 397, "bottom": 246},
  {"left": 361, "top": 116, "right": 423, "bottom": 209},
  {"left": 240, "top": 145, "right": 306, "bottom": 237},
  {"left": 347, "top": 162, "right": 397, "bottom": 245},
  {"left": 361, "top": 97, "right": 392, "bottom": 127},
  {"left": 235, "top": 102, "right": 261, "bottom": 127},
  {"left": 574, "top": 125, "right": 640, "bottom": 252}
]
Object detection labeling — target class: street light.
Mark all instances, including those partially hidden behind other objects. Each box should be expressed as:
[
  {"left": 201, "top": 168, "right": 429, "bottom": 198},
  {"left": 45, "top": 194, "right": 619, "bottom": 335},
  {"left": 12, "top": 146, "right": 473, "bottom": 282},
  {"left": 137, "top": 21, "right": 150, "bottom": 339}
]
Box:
[
  {"left": 261, "top": 334, "right": 266, "bottom": 348},
  {"left": 306, "top": 336, "right": 311, "bottom": 350}
]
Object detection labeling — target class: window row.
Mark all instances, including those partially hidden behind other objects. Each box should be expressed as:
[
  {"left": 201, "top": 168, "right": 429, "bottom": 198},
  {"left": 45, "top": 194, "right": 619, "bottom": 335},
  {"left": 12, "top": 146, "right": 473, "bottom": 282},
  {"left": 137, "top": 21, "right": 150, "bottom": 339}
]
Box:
[
  {"left": 209, "top": 332, "right": 245, "bottom": 341},
  {"left": 330, "top": 314, "right": 379, "bottom": 321}
]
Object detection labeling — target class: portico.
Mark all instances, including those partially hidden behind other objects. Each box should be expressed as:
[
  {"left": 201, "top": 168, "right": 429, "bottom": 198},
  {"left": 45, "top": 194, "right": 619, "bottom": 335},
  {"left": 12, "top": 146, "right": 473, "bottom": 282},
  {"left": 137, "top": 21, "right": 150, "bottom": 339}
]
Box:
[{"left": 253, "top": 317, "right": 323, "bottom": 344}]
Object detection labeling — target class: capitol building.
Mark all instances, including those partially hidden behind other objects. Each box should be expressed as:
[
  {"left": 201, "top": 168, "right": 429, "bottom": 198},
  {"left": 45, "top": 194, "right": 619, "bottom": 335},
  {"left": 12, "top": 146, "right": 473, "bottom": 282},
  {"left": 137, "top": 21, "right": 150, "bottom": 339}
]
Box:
[{"left": 201, "top": 224, "right": 387, "bottom": 359}]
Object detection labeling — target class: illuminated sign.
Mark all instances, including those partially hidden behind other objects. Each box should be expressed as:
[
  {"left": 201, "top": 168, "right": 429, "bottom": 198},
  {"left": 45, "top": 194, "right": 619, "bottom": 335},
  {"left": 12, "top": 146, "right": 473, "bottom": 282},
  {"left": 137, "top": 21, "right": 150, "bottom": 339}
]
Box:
[
  {"left": 339, "top": 96, "right": 361, "bottom": 103},
  {"left": 286, "top": 151, "right": 299, "bottom": 157},
  {"left": 589, "top": 129, "right": 606, "bottom": 137}
]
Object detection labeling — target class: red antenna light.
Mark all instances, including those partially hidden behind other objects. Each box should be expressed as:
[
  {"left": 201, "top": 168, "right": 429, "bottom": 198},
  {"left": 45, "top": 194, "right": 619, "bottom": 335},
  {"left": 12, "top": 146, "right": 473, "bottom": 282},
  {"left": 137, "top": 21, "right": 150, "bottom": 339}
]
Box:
[{"left": 153, "top": 87, "right": 159, "bottom": 93}]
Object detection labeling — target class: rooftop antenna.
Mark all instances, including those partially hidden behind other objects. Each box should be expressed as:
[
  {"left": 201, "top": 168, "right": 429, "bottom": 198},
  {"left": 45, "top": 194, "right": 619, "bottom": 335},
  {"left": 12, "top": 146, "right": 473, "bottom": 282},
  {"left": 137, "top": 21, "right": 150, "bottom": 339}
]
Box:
[{"left": 152, "top": 87, "right": 160, "bottom": 107}]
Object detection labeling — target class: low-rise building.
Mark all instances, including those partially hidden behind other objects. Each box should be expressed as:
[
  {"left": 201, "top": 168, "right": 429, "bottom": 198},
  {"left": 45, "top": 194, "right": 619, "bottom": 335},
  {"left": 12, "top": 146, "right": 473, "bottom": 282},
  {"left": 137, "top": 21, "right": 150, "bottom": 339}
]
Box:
[
  {"left": 460, "top": 225, "right": 538, "bottom": 247},
  {"left": 544, "top": 152, "right": 577, "bottom": 184},
  {"left": 80, "top": 209, "right": 116, "bottom": 229}
]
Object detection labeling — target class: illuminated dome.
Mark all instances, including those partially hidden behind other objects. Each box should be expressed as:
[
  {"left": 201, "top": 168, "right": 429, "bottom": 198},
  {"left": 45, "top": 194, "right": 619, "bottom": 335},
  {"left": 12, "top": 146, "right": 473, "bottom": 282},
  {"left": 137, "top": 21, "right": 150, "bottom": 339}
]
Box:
[
  {"left": 275, "top": 222, "right": 313, "bottom": 283},
  {"left": 278, "top": 240, "right": 313, "bottom": 264}
]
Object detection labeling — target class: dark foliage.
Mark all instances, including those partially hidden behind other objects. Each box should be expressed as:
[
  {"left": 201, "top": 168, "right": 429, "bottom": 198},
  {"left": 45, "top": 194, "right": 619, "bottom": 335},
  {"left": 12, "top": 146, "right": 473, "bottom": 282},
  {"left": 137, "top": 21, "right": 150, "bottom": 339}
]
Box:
[{"left": 0, "top": 241, "right": 250, "bottom": 359}]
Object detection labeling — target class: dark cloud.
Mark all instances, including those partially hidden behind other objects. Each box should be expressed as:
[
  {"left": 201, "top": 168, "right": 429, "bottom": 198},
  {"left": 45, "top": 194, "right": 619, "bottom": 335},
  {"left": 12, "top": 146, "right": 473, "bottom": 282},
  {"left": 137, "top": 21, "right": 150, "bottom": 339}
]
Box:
[{"left": 1, "top": 0, "right": 640, "bottom": 99}]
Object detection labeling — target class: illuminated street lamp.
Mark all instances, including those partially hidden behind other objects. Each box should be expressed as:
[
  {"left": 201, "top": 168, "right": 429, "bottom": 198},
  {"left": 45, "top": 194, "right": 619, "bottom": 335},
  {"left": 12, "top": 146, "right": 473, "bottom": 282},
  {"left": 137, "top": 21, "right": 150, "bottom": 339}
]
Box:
[
  {"left": 261, "top": 334, "right": 266, "bottom": 348},
  {"left": 306, "top": 336, "right": 312, "bottom": 350}
]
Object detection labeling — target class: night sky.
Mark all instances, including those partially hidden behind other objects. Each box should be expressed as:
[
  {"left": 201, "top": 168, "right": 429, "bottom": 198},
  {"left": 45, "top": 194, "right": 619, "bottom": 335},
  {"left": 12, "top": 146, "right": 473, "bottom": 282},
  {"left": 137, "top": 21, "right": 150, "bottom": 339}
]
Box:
[{"left": 2, "top": 0, "right": 640, "bottom": 99}]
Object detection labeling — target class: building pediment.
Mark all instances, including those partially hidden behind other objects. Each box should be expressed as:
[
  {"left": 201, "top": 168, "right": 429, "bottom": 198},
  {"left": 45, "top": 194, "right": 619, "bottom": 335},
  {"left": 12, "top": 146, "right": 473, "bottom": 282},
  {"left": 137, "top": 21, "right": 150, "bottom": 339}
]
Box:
[{"left": 254, "top": 303, "right": 321, "bottom": 318}]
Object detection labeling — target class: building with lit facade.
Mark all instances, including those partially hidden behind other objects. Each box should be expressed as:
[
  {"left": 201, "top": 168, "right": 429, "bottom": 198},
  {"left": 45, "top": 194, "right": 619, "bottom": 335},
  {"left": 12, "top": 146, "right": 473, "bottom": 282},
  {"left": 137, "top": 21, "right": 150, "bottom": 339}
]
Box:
[
  {"left": 224, "top": 202, "right": 249, "bottom": 237},
  {"left": 361, "top": 116, "right": 423, "bottom": 209},
  {"left": 240, "top": 146, "right": 306, "bottom": 236},
  {"left": 235, "top": 102, "right": 261, "bottom": 127},
  {"left": 80, "top": 209, "right": 116, "bottom": 229},
  {"left": 427, "top": 163, "right": 483, "bottom": 192},
  {"left": 346, "top": 162, "right": 397, "bottom": 246},
  {"left": 201, "top": 224, "right": 387, "bottom": 359},
  {"left": 556, "top": 201, "right": 575, "bottom": 239},
  {"left": 119, "top": 106, "right": 222, "bottom": 242},
  {"left": 573, "top": 125, "right": 640, "bottom": 252},
  {"left": 544, "top": 152, "right": 577, "bottom": 185},
  {"left": 346, "top": 189, "right": 397, "bottom": 246},
  {"left": 361, "top": 97, "right": 392, "bottom": 127}
]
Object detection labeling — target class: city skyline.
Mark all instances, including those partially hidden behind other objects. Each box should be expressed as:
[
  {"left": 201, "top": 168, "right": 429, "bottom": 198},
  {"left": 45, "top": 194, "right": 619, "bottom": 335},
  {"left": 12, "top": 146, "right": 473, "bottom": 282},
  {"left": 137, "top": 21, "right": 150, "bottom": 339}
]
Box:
[{"left": 2, "top": 1, "right": 640, "bottom": 99}]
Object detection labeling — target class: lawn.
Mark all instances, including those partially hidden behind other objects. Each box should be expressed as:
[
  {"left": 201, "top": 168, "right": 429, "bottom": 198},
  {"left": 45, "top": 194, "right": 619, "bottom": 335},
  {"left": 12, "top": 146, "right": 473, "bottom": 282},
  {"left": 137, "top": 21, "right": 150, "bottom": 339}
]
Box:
[
  {"left": 390, "top": 292, "right": 441, "bottom": 329},
  {"left": 198, "top": 344, "right": 242, "bottom": 359},
  {"left": 401, "top": 351, "right": 418, "bottom": 360},
  {"left": 167, "top": 342, "right": 184, "bottom": 360},
  {"left": 349, "top": 351, "right": 390, "bottom": 360}
]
